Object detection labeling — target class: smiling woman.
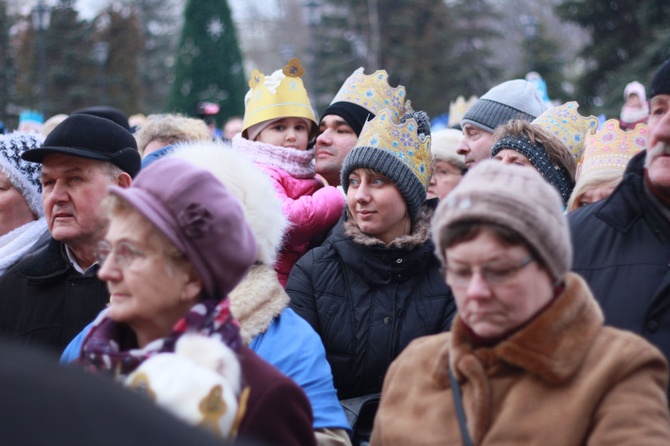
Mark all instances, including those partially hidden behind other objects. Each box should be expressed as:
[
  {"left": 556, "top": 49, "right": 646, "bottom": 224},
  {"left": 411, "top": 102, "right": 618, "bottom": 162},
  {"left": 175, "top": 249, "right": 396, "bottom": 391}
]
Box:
[
  {"left": 370, "top": 160, "right": 670, "bottom": 445},
  {"left": 287, "top": 109, "right": 456, "bottom": 408}
]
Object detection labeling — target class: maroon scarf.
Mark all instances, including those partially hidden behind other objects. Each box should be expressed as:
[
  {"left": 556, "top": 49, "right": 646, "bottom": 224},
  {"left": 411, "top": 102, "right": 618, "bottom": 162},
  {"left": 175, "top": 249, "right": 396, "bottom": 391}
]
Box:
[{"left": 80, "top": 298, "right": 242, "bottom": 377}]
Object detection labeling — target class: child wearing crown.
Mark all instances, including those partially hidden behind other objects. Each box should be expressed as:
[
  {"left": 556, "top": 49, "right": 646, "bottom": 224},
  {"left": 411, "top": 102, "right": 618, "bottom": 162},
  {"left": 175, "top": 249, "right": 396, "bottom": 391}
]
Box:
[{"left": 233, "top": 58, "right": 345, "bottom": 287}]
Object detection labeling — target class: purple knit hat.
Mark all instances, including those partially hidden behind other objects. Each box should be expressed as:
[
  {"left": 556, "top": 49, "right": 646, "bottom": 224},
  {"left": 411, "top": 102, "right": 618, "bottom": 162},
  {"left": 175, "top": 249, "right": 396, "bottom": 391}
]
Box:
[{"left": 108, "top": 157, "right": 257, "bottom": 299}]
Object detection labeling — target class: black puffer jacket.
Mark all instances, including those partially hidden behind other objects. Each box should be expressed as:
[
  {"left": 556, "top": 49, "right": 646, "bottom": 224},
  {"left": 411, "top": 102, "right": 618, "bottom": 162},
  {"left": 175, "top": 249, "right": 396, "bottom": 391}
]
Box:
[
  {"left": 0, "top": 238, "right": 109, "bottom": 353},
  {"left": 569, "top": 151, "right": 670, "bottom": 374},
  {"left": 287, "top": 204, "right": 456, "bottom": 399}
]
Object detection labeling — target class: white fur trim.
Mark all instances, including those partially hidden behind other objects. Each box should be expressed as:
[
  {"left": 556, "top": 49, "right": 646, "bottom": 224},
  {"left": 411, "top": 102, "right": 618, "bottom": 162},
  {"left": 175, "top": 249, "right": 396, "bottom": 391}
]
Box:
[{"left": 171, "top": 140, "right": 288, "bottom": 265}]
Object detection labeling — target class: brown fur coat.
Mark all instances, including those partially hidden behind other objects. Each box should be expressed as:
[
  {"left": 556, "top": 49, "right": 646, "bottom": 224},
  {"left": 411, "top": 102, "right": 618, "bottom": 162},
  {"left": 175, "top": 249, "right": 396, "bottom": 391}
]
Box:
[{"left": 371, "top": 273, "right": 670, "bottom": 445}]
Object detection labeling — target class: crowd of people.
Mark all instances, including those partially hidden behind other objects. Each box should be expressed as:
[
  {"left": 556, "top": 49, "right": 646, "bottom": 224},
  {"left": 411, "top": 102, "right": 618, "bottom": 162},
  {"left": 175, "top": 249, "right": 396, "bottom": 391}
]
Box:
[{"left": 0, "top": 56, "right": 670, "bottom": 445}]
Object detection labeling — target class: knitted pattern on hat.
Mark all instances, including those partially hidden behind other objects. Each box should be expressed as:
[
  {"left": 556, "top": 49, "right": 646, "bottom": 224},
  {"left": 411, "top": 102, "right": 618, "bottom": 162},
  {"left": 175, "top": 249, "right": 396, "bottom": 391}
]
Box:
[
  {"left": 232, "top": 134, "right": 315, "bottom": 179},
  {"left": 341, "top": 109, "right": 432, "bottom": 222},
  {"left": 491, "top": 135, "right": 573, "bottom": 205},
  {"left": 0, "top": 132, "right": 44, "bottom": 216},
  {"left": 650, "top": 59, "right": 670, "bottom": 99},
  {"left": 461, "top": 79, "right": 548, "bottom": 132},
  {"left": 431, "top": 159, "right": 571, "bottom": 281}
]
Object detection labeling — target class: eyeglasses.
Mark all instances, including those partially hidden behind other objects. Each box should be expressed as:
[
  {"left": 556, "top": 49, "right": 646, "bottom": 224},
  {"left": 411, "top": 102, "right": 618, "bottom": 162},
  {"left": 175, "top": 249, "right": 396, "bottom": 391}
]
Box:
[
  {"left": 445, "top": 255, "right": 534, "bottom": 288},
  {"left": 96, "top": 240, "right": 146, "bottom": 269}
]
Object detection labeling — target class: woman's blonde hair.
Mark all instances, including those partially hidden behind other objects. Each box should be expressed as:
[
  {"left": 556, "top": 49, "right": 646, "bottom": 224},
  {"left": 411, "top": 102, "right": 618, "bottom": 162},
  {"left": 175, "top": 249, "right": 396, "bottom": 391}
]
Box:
[{"left": 566, "top": 169, "right": 624, "bottom": 212}]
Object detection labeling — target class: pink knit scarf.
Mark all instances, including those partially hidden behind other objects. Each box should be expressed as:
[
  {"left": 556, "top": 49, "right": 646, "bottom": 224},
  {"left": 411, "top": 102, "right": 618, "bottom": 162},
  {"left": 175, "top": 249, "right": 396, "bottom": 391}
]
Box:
[{"left": 232, "top": 135, "right": 315, "bottom": 179}]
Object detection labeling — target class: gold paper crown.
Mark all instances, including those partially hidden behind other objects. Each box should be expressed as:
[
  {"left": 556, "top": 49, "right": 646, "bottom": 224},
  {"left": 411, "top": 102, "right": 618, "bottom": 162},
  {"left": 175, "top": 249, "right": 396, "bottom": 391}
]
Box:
[
  {"left": 357, "top": 108, "right": 432, "bottom": 188},
  {"left": 447, "top": 95, "right": 478, "bottom": 128},
  {"left": 576, "top": 119, "right": 646, "bottom": 181},
  {"left": 242, "top": 58, "right": 317, "bottom": 135},
  {"left": 532, "top": 101, "right": 599, "bottom": 162},
  {"left": 330, "top": 68, "right": 407, "bottom": 120}
]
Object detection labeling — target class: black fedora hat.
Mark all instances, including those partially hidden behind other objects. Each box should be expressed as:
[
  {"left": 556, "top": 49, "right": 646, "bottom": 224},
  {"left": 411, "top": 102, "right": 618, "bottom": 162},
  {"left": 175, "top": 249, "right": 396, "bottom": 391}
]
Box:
[{"left": 22, "top": 114, "right": 141, "bottom": 178}]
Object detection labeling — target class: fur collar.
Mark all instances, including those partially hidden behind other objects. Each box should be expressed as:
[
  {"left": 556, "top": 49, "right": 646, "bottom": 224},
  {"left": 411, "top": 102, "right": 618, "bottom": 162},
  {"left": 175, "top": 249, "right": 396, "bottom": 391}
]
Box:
[
  {"left": 228, "top": 263, "right": 289, "bottom": 345},
  {"left": 444, "top": 273, "right": 604, "bottom": 385},
  {"left": 343, "top": 203, "right": 434, "bottom": 249}
]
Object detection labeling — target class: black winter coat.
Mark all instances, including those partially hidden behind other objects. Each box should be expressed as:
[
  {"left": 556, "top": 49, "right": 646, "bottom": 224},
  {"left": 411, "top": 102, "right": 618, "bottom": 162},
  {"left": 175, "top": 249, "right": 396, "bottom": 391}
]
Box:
[
  {"left": 0, "top": 238, "right": 109, "bottom": 353},
  {"left": 286, "top": 205, "right": 456, "bottom": 399},
  {"left": 569, "top": 151, "right": 670, "bottom": 371}
]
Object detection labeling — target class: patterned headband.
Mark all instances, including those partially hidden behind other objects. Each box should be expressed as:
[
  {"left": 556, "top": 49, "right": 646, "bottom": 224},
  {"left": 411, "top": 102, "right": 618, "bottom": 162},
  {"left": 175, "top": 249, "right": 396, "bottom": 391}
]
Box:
[{"left": 491, "top": 135, "right": 573, "bottom": 204}]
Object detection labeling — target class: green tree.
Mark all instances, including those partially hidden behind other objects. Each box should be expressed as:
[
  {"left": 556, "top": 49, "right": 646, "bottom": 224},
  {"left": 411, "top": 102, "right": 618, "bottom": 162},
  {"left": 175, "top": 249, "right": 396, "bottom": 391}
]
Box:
[
  {"left": 517, "top": 22, "right": 566, "bottom": 102},
  {"left": 92, "top": 4, "right": 143, "bottom": 114},
  {"left": 445, "top": 0, "right": 501, "bottom": 101},
  {"left": 15, "top": 0, "right": 96, "bottom": 116},
  {"left": 167, "top": 0, "right": 246, "bottom": 126},
  {"left": 134, "top": 0, "right": 181, "bottom": 113},
  {"left": 556, "top": 0, "right": 670, "bottom": 116},
  {"left": 314, "top": 0, "right": 501, "bottom": 118}
]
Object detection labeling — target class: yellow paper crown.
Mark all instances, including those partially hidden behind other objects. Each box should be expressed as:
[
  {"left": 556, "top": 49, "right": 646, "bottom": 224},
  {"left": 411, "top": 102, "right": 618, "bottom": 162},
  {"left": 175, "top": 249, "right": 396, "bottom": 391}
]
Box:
[
  {"left": 447, "top": 95, "right": 478, "bottom": 128},
  {"left": 242, "top": 58, "right": 317, "bottom": 135},
  {"left": 356, "top": 109, "right": 432, "bottom": 188},
  {"left": 576, "top": 119, "right": 646, "bottom": 181},
  {"left": 532, "top": 101, "right": 599, "bottom": 162},
  {"left": 330, "top": 68, "right": 407, "bottom": 121}
]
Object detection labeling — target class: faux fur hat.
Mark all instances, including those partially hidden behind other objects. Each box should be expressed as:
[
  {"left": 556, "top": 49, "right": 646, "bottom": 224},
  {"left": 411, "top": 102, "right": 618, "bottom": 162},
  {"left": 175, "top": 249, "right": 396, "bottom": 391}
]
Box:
[
  {"left": 0, "top": 132, "right": 44, "bottom": 216},
  {"left": 432, "top": 159, "right": 571, "bottom": 281},
  {"left": 171, "top": 140, "right": 288, "bottom": 266}
]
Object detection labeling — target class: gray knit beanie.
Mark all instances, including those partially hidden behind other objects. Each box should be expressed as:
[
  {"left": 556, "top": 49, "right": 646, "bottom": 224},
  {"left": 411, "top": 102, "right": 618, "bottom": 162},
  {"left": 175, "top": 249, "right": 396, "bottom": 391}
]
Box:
[
  {"left": 341, "top": 109, "right": 432, "bottom": 222},
  {"left": 431, "top": 159, "right": 571, "bottom": 281},
  {"left": 0, "top": 132, "right": 44, "bottom": 217},
  {"left": 461, "top": 79, "right": 548, "bottom": 133}
]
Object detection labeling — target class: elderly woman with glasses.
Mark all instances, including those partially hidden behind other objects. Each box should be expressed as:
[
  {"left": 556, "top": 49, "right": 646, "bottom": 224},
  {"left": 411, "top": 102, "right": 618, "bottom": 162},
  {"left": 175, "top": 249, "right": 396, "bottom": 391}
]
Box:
[
  {"left": 78, "top": 158, "right": 316, "bottom": 446},
  {"left": 370, "top": 160, "right": 670, "bottom": 445}
]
